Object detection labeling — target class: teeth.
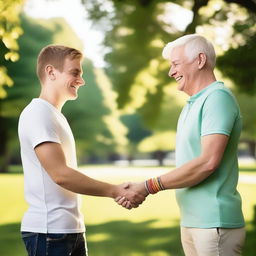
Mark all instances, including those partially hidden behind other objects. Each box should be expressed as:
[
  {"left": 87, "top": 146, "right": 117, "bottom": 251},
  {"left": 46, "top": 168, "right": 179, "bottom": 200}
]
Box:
[{"left": 176, "top": 76, "right": 182, "bottom": 81}]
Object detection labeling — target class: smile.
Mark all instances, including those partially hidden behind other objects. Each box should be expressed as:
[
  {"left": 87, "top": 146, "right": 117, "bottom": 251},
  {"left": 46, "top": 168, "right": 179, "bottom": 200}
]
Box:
[{"left": 176, "top": 76, "right": 182, "bottom": 82}]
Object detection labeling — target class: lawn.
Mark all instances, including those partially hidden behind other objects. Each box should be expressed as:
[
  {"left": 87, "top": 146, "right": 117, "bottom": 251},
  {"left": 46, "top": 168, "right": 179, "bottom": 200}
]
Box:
[{"left": 0, "top": 165, "right": 255, "bottom": 256}]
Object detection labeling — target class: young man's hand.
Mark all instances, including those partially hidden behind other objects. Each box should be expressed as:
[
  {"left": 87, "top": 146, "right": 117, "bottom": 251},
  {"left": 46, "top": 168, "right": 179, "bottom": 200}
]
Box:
[{"left": 114, "top": 182, "right": 148, "bottom": 209}]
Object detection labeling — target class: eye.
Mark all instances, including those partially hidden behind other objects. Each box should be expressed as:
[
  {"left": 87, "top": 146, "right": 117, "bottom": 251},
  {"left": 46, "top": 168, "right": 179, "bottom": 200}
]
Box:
[
  {"left": 170, "top": 63, "right": 176, "bottom": 70},
  {"left": 72, "top": 72, "right": 79, "bottom": 77}
]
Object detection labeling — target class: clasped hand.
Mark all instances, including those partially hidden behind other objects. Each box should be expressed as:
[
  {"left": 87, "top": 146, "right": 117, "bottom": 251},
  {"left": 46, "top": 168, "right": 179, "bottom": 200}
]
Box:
[{"left": 114, "top": 182, "right": 149, "bottom": 210}]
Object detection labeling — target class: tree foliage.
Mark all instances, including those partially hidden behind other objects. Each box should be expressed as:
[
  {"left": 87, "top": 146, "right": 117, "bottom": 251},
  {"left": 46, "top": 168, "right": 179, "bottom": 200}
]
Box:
[
  {"left": 82, "top": 0, "right": 256, "bottom": 157},
  {"left": 83, "top": 0, "right": 184, "bottom": 128},
  {"left": 0, "top": 15, "right": 56, "bottom": 172},
  {"left": 217, "top": 15, "right": 256, "bottom": 95},
  {"left": 0, "top": 0, "right": 24, "bottom": 98},
  {"left": 83, "top": 0, "right": 256, "bottom": 105},
  {"left": 232, "top": 91, "right": 256, "bottom": 156},
  {"left": 64, "top": 61, "right": 128, "bottom": 162}
]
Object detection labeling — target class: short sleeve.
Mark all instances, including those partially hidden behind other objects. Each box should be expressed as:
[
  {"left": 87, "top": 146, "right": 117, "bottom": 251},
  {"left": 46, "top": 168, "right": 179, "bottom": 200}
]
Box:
[
  {"left": 19, "top": 109, "right": 61, "bottom": 148},
  {"left": 201, "top": 90, "right": 239, "bottom": 137}
]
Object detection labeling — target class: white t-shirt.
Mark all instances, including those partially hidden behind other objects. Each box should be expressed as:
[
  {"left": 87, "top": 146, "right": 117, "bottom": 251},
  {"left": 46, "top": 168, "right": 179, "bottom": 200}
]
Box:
[{"left": 18, "top": 98, "right": 85, "bottom": 233}]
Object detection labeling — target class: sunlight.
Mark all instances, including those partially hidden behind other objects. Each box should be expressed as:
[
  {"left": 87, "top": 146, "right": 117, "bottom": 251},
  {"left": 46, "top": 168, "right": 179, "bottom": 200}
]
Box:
[
  {"left": 24, "top": 0, "right": 105, "bottom": 67},
  {"left": 87, "top": 233, "right": 111, "bottom": 242},
  {"left": 158, "top": 3, "right": 193, "bottom": 32}
]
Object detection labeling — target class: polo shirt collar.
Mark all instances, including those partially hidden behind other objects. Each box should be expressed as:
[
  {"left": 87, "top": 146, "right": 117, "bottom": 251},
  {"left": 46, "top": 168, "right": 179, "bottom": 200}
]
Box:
[{"left": 188, "top": 81, "right": 223, "bottom": 103}]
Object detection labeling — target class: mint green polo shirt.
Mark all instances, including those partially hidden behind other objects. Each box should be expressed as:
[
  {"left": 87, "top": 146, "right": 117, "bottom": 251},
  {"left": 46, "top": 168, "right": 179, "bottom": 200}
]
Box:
[{"left": 176, "top": 81, "right": 245, "bottom": 228}]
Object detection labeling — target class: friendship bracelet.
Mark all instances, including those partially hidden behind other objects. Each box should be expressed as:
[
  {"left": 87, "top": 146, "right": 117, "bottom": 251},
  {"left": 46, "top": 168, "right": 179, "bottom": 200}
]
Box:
[
  {"left": 148, "top": 179, "right": 156, "bottom": 194},
  {"left": 144, "top": 181, "right": 150, "bottom": 195},
  {"left": 157, "top": 177, "right": 165, "bottom": 190},
  {"left": 144, "top": 177, "right": 165, "bottom": 194}
]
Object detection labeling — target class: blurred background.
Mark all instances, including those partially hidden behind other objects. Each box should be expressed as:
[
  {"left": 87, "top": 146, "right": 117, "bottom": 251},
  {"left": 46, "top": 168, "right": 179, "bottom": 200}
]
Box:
[{"left": 0, "top": 0, "right": 256, "bottom": 255}]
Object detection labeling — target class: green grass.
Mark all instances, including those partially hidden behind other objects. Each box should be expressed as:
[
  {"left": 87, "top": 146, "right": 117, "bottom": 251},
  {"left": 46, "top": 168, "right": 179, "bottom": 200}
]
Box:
[{"left": 0, "top": 165, "right": 256, "bottom": 256}]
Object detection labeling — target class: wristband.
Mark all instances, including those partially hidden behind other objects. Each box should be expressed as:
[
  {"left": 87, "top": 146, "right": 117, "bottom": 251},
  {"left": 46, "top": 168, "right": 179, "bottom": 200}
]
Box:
[{"left": 144, "top": 176, "right": 165, "bottom": 194}]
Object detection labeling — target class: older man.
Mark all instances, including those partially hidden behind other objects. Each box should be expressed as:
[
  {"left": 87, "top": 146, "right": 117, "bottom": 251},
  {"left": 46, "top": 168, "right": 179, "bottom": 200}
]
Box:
[{"left": 119, "top": 34, "right": 245, "bottom": 256}]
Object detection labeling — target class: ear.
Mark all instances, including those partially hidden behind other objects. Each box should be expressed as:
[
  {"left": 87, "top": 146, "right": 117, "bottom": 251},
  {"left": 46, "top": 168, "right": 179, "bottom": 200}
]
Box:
[
  {"left": 198, "top": 53, "right": 207, "bottom": 69},
  {"left": 45, "top": 65, "right": 56, "bottom": 80}
]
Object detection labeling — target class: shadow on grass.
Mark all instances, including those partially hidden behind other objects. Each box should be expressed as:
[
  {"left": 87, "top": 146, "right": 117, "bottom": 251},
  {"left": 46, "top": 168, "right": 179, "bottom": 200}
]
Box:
[
  {"left": 1, "top": 220, "right": 256, "bottom": 256},
  {"left": 86, "top": 219, "right": 183, "bottom": 256},
  {"left": 243, "top": 223, "right": 256, "bottom": 256},
  {"left": 0, "top": 223, "right": 26, "bottom": 256}
]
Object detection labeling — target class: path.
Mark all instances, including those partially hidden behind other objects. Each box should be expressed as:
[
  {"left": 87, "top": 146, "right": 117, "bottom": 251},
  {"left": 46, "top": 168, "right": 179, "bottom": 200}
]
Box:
[{"left": 81, "top": 166, "right": 256, "bottom": 184}]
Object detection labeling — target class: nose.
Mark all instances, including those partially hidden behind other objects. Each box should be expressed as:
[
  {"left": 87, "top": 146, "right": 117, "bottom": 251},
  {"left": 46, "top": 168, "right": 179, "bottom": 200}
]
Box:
[
  {"left": 168, "top": 66, "right": 176, "bottom": 78},
  {"left": 78, "top": 76, "right": 85, "bottom": 86}
]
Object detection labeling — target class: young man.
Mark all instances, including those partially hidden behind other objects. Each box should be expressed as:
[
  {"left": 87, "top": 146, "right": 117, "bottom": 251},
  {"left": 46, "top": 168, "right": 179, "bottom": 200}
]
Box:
[
  {"left": 18, "top": 45, "right": 145, "bottom": 256},
  {"left": 117, "top": 34, "right": 245, "bottom": 256}
]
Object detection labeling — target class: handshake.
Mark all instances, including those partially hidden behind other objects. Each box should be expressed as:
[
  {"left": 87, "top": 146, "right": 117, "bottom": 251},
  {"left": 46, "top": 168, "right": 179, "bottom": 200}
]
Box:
[{"left": 113, "top": 177, "right": 165, "bottom": 209}]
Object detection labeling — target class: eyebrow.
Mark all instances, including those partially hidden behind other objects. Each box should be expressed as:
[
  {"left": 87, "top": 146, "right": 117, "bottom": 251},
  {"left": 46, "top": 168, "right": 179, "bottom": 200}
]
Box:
[
  {"left": 171, "top": 59, "right": 180, "bottom": 64},
  {"left": 69, "top": 68, "right": 82, "bottom": 74}
]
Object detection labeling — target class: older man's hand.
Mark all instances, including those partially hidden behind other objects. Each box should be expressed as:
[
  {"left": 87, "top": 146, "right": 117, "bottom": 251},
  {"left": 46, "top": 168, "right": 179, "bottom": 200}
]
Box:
[{"left": 114, "top": 182, "right": 149, "bottom": 209}]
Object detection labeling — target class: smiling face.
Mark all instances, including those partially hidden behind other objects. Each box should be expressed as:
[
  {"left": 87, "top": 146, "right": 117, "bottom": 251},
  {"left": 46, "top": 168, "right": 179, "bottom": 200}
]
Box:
[
  {"left": 168, "top": 45, "right": 198, "bottom": 95},
  {"left": 55, "top": 57, "right": 85, "bottom": 101}
]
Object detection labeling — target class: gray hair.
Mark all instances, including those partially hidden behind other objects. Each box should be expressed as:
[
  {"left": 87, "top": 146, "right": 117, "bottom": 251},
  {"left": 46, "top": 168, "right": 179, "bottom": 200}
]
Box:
[{"left": 162, "top": 34, "right": 216, "bottom": 68}]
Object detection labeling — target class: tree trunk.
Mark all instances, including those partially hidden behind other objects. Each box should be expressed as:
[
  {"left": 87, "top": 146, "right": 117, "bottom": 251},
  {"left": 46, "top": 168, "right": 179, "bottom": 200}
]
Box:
[
  {"left": 153, "top": 150, "right": 166, "bottom": 166},
  {"left": 185, "top": 0, "right": 209, "bottom": 34},
  {"left": 247, "top": 140, "right": 256, "bottom": 158}
]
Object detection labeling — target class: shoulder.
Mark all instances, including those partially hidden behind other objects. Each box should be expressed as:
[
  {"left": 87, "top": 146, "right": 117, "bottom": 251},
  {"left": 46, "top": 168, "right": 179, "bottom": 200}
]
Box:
[
  {"left": 20, "top": 99, "right": 55, "bottom": 121},
  {"left": 206, "top": 83, "right": 236, "bottom": 101},
  {"left": 19, "top": 100, "right": 59, "bottom": 133},
  {"left": 205, "top": 85, "right": 238, "bottom": 108},
  {"left": 202, "top": 86, "right": 240, "bottom": 119}
]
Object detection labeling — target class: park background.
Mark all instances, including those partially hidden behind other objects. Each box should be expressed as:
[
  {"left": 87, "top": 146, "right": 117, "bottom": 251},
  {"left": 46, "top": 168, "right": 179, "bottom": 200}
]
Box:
[{"left": 0, "top": 0, "right": 256, "bottom": 255}]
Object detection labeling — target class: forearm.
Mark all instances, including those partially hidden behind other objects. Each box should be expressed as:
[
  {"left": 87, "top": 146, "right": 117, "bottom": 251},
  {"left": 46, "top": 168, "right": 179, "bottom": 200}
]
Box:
[
  {"left": 34, "top": 142, "right": 130, "bottom": 201},
  {"left": 116, "top": 156, "right": 217, "bottom": 209},
  {"left": 55, "top": 166, "right": 117, "bottom": 198},
  {"left": 160, "top": 156, "right": 215, "bottom": 189}
]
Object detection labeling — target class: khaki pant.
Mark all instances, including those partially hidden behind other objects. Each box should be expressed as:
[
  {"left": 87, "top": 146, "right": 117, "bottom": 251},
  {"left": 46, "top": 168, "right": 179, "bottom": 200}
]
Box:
[{"left": 181, "top": 227, "right": 246, "bottom": 256}]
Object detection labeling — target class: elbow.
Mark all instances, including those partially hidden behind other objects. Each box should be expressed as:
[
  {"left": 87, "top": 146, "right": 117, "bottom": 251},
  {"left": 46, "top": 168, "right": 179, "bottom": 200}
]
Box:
[
  {"left": 54, "top": 175, "right": 66, "bottom": 186},
  {"left": 202, "top": 159, "right": 219, "bottom": 174},
  {"left": 48, "top": 167, "right": 70, "bottom": 186}
]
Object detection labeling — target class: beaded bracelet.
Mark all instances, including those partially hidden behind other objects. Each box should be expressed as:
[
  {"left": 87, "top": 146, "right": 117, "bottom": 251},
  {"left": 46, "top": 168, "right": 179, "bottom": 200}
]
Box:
[{"left": 144, "top": 177, "right": 165, "bottom": 194}]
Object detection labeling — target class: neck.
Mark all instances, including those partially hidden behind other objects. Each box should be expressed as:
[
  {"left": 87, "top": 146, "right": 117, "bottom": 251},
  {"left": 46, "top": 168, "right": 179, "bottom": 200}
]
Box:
[
  {"left": 188, "top": 72, "right": 216, "bottom": 96},
  {"left": 39, "top": 88, "right": 65, "bottom": 111}
]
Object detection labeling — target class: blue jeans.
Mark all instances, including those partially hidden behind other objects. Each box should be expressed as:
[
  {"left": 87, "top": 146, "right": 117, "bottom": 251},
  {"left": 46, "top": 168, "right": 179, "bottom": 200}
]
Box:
[{"left": 21, "top": 232, "right": 88, "bottom": 256}]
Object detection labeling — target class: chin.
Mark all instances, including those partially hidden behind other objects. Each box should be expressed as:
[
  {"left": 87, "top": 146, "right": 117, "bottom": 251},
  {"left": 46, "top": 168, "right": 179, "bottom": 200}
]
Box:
[
  {"left": 177, "top": 84, "right": 185, "bottom": 92},
  {"left": 68, "top": 94, "right": 78, "bottom": 101}
]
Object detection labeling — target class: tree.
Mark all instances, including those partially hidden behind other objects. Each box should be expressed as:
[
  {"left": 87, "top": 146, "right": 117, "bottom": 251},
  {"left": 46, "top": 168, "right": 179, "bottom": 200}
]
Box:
[
  {"left": 138, "top": 131, "right": 176, "bottom": 165},
  {"left": 218, "top": 34, "right": 256, "bottom": 157},
  {"left": 217, "top": 20, "right": 256, "bottom": 95},
  {"left": 0, "top": 0, "right": 24, "bottom": 98},
  {"left": 0, "top": 0, "right": 24, "bottom": 172},
  {"left": 185, "top": 0, "right": 256, "bottom": 34},
  {"left": 63, "top": 62, "right": 128, "bottom": 163},
  {"left": 0, "top": 15, "right": 55, "bottom": 172},
  {"left": 235, "top": 92, "right": 256, "bottom": 157}
]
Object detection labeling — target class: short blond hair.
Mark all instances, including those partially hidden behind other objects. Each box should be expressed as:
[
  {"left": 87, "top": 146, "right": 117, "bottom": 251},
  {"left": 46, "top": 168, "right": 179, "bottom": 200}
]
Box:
[
  {"left": 162, "top": 34, "right": 216, "bottom": 69},
  {"left": 37, "top": 45, "right": 83, "bottom": 83}
]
